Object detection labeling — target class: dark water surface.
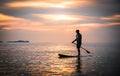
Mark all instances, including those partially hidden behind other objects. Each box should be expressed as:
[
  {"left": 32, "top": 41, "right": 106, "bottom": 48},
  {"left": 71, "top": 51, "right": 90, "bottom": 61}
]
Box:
[{"left": 0, "top": 43, "right": 119, "bottom": 76}]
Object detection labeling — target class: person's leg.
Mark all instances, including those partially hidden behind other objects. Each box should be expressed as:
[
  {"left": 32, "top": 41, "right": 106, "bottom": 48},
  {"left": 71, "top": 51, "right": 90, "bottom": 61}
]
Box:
[
  {"left": 77, "top": 48, "right": 80, "bottom": 56},
  {"left": 77, "top": 43, "right": 81, "bottom": 56}
]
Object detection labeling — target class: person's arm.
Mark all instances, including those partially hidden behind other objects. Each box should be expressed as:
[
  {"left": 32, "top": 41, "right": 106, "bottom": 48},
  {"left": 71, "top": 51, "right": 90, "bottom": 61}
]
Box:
[{"left": 72, "top": 39, "right": 76, "bottom": 43}]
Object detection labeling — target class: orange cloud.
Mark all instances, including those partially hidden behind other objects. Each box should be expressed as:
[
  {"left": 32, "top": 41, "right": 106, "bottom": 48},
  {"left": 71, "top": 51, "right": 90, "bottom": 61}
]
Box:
[
  {"left": 6, "top": 0, "right": 95, "bottom": 8},
  {"left": 0, "top": 13, "right": 24, "bottom": 21},
  {"left": 33, "top": 14, "right": 98, "bottom": 26},
  {"left": 0, "top": 13, "right": 106, "bottom": 32},
  {"left": 1, "top": 13, "right": 118, "bottom": 32},
  {"left": 101, "top": 14, "right": 120, "bottom": 21},
  {"left": 0, "top": 20, "right": 49, "bottom": 31},
  {"left": 6, "top": 1, "right": 72, "bottom": 8},
  {"left": 0, "top": 13, "right": 26, "bottom": 30},
  {"left": 0, "top": 14, "right": 53, "bottom": 31},
  {"left": 0, "top": 13, "right": 46, "bottom": 31},
  {"left": 69, "top": 23, "right": 106, "bottom": 31},
  {"left": 33, "top": 14, "right": 94, "bottom": 24},
  {"left": 107, "top": 22, "right": 120, "bottom": 26},
  {"left": 1, "top": 13, "right": 117, "bottom": 32}
]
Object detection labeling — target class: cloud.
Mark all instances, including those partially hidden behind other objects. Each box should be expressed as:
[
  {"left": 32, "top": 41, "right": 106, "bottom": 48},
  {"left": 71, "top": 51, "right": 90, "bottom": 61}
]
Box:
[
  {"left": 0, "top": 25, "right": 9, "bottom": 30},
  {"left": 101, "top": 14, "right": 120, "bottom": 22},
  {"left": 33, "top": 14, "right": 98, "bottom": 25},
  {"left": 5, "top": 0, "right": 95, "bottom": 9},
  {"left": 0, "top": 12, "right": 119, "bottom": 32},
  {"left": 0, "top": 13, "right": 24, "bottom": 21},
  {"left": 36, "top": 14, "right": 79, "bottom": 21},
  {"left": 0, "top": 13, "right": 27, "bottom": 30},
  {"left": 100, "top": 14, "right": 120, "bottom": 27},
  {"left": 0, "top": 13, "right": 61, "bottom": 31},
  {"left": 0, "top": 0, "right": 119, "bottom": 21}
]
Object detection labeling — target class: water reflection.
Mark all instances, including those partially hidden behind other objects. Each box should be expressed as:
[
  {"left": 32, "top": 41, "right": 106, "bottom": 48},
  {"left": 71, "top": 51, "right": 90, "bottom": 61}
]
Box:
[
  {"left": 75, "top": 56, "right": 85, "bottom": 76},
  {"left": 76, "top": 56, "right": 82, "bottom": 73}
]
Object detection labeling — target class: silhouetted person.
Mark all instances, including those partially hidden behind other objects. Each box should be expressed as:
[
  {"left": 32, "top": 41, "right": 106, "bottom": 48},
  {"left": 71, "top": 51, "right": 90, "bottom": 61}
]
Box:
[{"left": 72, "top": 30, "right": 82, "bottom": 56}]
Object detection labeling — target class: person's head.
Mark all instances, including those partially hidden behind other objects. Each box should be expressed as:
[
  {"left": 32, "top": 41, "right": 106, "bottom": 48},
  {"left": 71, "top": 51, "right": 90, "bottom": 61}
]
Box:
[{"left": 76, "top": 30, "right": 80, "bottom": 33}]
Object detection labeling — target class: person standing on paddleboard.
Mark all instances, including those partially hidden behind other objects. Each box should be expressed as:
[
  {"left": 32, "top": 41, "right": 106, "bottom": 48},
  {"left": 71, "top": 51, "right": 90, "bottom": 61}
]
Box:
[{"left": 72, "top": 30, "right": 82, "bottom": 56}]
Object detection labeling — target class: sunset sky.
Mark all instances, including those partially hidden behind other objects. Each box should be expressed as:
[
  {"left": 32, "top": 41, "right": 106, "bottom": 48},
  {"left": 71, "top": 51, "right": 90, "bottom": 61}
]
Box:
[{"left": 0, "top": 0, "right": 120, "bottom": 43}]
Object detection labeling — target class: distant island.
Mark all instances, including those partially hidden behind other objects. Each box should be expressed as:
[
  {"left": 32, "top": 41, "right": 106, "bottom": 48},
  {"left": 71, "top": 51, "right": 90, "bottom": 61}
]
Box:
[
  {"left": 0, "top": 41, "right": 4, "bottom": 43},
  {"left": 6, "top": 40, "right": 29, "bottom": 43}
]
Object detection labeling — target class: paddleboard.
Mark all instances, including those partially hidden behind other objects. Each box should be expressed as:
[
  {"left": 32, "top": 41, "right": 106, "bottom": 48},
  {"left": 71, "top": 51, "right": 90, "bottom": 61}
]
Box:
[{"left": 58, "top": 54, "right": 78, "bottom": 58}]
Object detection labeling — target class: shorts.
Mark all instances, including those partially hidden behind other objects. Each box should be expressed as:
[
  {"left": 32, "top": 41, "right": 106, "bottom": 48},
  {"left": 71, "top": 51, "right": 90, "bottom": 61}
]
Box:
[{"left": 77, "top": 43, "right": 81, "bottom": 48}]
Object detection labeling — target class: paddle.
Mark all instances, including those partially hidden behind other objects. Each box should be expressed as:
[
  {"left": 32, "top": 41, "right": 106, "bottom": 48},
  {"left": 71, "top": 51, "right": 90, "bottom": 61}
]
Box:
[
  {"left": 80, "top": 47, "right": 90, "bottom": 53},
  {"left": 72, "top": 43, "right": 90, "bottom": 54}
]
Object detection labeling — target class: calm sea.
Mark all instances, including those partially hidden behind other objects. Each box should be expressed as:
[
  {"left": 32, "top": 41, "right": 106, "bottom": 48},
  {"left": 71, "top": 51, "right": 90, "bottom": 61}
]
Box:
[{"left": 0, "top": 43, "right": 119, "bottom": 76}]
